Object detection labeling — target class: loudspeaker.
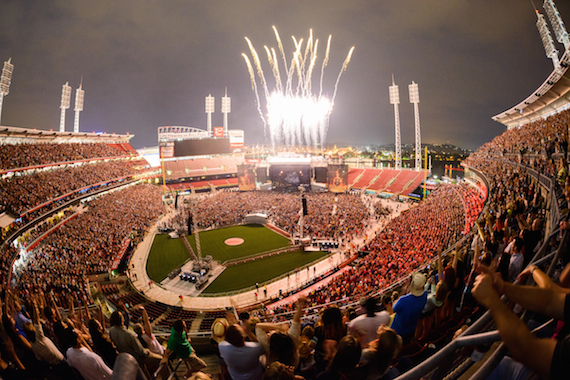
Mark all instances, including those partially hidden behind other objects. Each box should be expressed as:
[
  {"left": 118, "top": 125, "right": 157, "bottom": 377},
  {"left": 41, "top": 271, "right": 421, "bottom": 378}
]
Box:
[
  {"left": 187, "top": 215, "right": 193, "bottom": 235},
  {"left": 302, "top": 197, "right": 308, "bottom": 216}
]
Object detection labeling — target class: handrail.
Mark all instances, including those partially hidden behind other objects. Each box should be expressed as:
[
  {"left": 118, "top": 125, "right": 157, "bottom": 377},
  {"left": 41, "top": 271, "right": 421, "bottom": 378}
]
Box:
[{"left": 396, "top": 158, "right": 557, "bottom": 380}]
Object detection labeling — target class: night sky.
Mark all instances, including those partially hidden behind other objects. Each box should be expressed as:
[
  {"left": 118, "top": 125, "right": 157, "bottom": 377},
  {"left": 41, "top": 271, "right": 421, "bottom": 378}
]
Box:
[{"left": 1, "top": 1, "right": 569, "bottom": 151}]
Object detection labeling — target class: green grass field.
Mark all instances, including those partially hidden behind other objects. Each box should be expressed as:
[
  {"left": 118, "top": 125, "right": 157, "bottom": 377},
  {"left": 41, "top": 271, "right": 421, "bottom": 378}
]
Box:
[
  {"left": 187, "top": 225, "right": 291, "bottom": 262},
  {"left": 146, "top": 234, "right": 191, "bottom": 282},
  {"left": 147, "top": 225, "right": 327, "bottom": 290},
  {"left": 202, "top": 249, "right": 329, "bottom": 293}
]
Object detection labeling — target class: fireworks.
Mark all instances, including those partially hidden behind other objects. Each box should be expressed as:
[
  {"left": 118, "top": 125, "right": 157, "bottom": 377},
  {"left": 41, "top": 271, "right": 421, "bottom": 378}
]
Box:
[{"left": 243, "top": 27, "right": 354, "bottom": 149}]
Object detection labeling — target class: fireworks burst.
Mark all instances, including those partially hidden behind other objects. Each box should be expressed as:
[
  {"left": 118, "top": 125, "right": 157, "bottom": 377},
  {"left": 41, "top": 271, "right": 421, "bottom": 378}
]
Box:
[{"left": 243, "top": 27, "right": 354, "bottom": 149}]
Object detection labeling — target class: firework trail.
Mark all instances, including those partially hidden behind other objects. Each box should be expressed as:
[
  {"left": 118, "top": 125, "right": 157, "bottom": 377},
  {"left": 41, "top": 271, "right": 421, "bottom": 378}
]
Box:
[{"left": 243, "top": 28, "right": 354, "bottom": 149}]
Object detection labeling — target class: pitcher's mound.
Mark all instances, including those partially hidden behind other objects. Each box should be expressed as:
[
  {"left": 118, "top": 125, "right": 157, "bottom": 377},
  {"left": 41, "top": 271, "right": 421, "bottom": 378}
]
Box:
[{"left": 225, "top": 238, "right": 244, "bottom": 246}]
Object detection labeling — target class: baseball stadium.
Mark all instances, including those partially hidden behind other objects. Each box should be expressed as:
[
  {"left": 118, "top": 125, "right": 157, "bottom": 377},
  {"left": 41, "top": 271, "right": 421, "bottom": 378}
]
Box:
[{"left": 1, "top": 2, "right": 570, "bottom": 380}]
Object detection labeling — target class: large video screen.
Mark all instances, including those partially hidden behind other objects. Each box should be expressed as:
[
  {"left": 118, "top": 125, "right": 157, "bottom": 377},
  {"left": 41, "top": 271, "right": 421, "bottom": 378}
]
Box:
[
  {"left": 173, "top": 138, "right": 231, "bottom": 157},
  {"left": 315, "top": 167, "right": 327, "bottom": 183},
  {"left": 255, "top": 167, "right": 268, "bottom": 183},
  {"left": 237, "top": 165, "right": 256, "bottom": 191},
  {"left": 327, "top": 164, "right": 349, "bottom": 193},
  {"left": 269, "top": 165, "right": 310, "bottom": 191}
]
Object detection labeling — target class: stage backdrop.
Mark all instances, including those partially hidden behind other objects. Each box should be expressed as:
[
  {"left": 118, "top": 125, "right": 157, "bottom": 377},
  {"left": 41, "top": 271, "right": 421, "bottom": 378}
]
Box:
[
  {"left": 327, "top": 164, "right": 349, "bottom": 193},
  {"left": 238, "top": 164, "right": 256, "bottom": 191},
  {"left": 269, "top": 164, "right": 310, "bottom": 191}
]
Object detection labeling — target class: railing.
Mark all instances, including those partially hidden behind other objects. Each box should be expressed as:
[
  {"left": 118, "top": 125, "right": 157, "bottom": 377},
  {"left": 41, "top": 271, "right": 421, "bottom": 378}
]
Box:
[{"left": 395, "top": 158, "right": 562, "bottom": 380}]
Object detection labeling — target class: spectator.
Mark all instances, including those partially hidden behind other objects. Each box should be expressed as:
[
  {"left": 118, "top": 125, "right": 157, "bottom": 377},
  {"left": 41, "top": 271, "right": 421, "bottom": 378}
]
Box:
[
  {"left": 314, "top": 306, "right": 347, "bottom": 373},
  {"left": 348, "top": 297, "right": 390, "bottom": 347},
  {"left": 160, "top": 319, "right": 207, "bottom": 378},
  {"left": 316, "top": 335, "right": 363, "bottom": 380},
  {"left": 219, "top": 324, "right": 265, "bottom": 380},
  {"left": 263, "top": 361, "right": 296, "bottom": 380},
  {"left": 391, "top": 273, "right": 428, "bottom": 345},
  {"left": 133, "top": 305, "right": 164, "bottom": 356},
  {"left": 66, "top": 329, "right": 113, "bottom": 380},
  {"left": 88, "top": 317, "right": 119, "bottom": 369},
  {"left": 23, "top": 297, "right": 75, "bottom": 378},
  {"left": 506, "top": 237, "right": 525, "bottom": 283},
  {"left": 108, "top": 311, "right": 163, "bottom": 379},
  {"left": 256, "top": 296, "right": 306, "bottom": 367},
  {"left": 472, "top": 262, "right": 570, "bottom": 379},
  {"left": 359, "top": 325, "right": 402, "bottom": 380}
]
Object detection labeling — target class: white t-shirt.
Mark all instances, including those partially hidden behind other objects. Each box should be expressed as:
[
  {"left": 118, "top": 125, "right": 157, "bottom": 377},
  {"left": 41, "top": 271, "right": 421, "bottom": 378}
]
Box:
[
  {"left": 66, "top": 346, "right": 113, "bottom": 380},
  {"left": 142, "top": 332, "right": 165, "bottom": 355},
  {"left": 348, "top": 312, "right": 391, "bottom": 346},
  {"left": 219, "top": 341, "right": 265, "bottom": 380}
]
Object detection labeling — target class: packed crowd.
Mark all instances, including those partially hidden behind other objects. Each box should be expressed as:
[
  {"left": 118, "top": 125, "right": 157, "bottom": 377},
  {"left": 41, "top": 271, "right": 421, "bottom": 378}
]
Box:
[
  {"left": 0, "top": 142, "right": 134, "bottom": 171},
  {"left": 17, "top": 208, "right": 77, "bottom": 248},
  {"left": 270, "top": 183, "right": 474, "bottom": 314},
  {"left": 187, "top": 192, "right": 375, "bottom": 241},
  {"left": 2, "top": 103, "right": 569, "bottom": 379},
  {"left": 474, "top": 108, "right": 569, "bottom": 160},
  {"left": 0, "top": 160, "right": 144, "bottom": 215},
  {"left": 0, "top": 284, "right": 205, "bottom": 380},
  {"left": 11, "top": 184, "right": 164, "bottom": 299}
]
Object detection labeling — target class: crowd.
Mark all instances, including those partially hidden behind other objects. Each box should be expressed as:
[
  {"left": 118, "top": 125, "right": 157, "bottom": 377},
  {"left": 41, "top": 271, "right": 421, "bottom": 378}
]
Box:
[
  {"left": 474, "top": 108, "right": 569, "bottom": 160},
  {"left": 11, "top": 184, "right": 164, "bottom": 299},
  {"left": 0, "top": 142, "right": 134, "bottom": 171},
  {"left": 0, "top": 159, "right": 144, "bottom": 215},
  {"left": 0, "top": 284, "right": 208, "bottom": 380},
  {"left": 2, "top": 104, "right": 570, "bottom": 379},
  {"left": 17, "top": 207, "right": 77, "bottom": 248},
  {"left": 270, "top": 183, "right": 476, "bottom": 315},
  {"left": 187, "top": 192, "right": 376, "bottom": 242}
]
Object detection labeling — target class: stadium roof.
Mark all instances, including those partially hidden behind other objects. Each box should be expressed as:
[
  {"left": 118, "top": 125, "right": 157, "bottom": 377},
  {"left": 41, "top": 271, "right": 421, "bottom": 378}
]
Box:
[
  {"left": 0, "top": 125, "right": 134, "bottom": 144},
  {"left": 492, "top": 50, "right": 570, "bottom": 129}
]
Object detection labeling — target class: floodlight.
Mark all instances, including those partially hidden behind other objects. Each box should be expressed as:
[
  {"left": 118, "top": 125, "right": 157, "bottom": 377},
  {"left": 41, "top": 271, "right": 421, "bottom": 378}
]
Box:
[
  {"left": 74, "top": 85, "right": 85, "bottom": 133},
  {"left": 59, "top": 82, "right": 72, "bottom": 132},
  {"left": 221, "top": 96, "right": 231, "bottom": 113},
  {"left": 537, "top": 11, "right": 560, "bottom": 67},
  {"left": 544, "top": 0, "right": 570, "bottom": 50},
  {"left": 0, "top": 59, "right": 13, "bottom": 95},
  {"left": 61, "top": 82, "right": 71, "bottom": 109},
  {"left": 389, "top": 84, "right": 400, "bottom": 105},
  {"left": 205, "top": 95, "right": 215, "bottom": 113},
  {"left": 74, "top": 86, "right": 84, "bottom": 111},
  {"left": 409, "top": 81, "right": 422, "bottom": 171},
  {"left": 0, "top": 58, "right": 13, "bottom": 124},
  {"left": 408, "top": 82, "right": 419, "bottom": 104}
]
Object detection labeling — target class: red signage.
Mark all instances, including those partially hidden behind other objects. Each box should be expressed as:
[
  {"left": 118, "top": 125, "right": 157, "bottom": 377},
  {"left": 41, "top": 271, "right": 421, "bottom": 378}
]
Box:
[{"left": 214, "top": 127, "right": 224, "bottom": 137}]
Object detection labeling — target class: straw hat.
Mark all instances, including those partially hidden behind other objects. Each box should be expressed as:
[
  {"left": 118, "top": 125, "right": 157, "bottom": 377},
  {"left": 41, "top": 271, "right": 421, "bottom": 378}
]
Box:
[
  {"left": 211, "top": 318, "right": 230, "bottom": 343},
  {"left": 410, "top": 273, "right": 427, "bottom": 297}
]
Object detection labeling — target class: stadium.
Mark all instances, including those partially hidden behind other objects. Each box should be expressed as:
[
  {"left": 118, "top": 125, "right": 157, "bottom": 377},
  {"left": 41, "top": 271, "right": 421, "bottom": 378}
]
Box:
[{"left": 1, "top": 2, "right": 570, "bottom": 380}]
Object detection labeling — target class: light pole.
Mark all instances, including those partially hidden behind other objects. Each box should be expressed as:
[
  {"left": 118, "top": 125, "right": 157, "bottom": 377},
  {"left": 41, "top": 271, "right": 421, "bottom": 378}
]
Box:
[
  {"left": 389, "top": 76, "right": 401, "bottom": 170},
  {"left": 0, "top": 58, "right": 14, "bottom": 125},
  {"left": 59, "top": 82, "right": 71, "bottom": 132}
]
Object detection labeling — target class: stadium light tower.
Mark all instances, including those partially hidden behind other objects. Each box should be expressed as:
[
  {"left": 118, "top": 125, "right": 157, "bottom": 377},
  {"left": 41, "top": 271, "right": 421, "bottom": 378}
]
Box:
[
  {"left": 389, "top": 75, "right": 402, "bottom": 170},
  {"left": 205, "top": 95, "right": 214, "bottom": 136},
  {"left": 543, "top": 0, "right": 570, "bottom": 52},
  {"left": 59, "top": 82, "right": 71, "bottom": 132},
  {"left": 536, "top": 9, "right": 560, "bottom": 70},
  {"left": 221, "top": 88, "right": 231, "bottom": 136},
  {"left": 409, "top": 81, "right": 421, "bottom": 171},
  {"left": 73, "top": 83, "right": 85, "bottom": 133},
  {"left": 0, "top": 58, "right": 14, "bottom": 125}
]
